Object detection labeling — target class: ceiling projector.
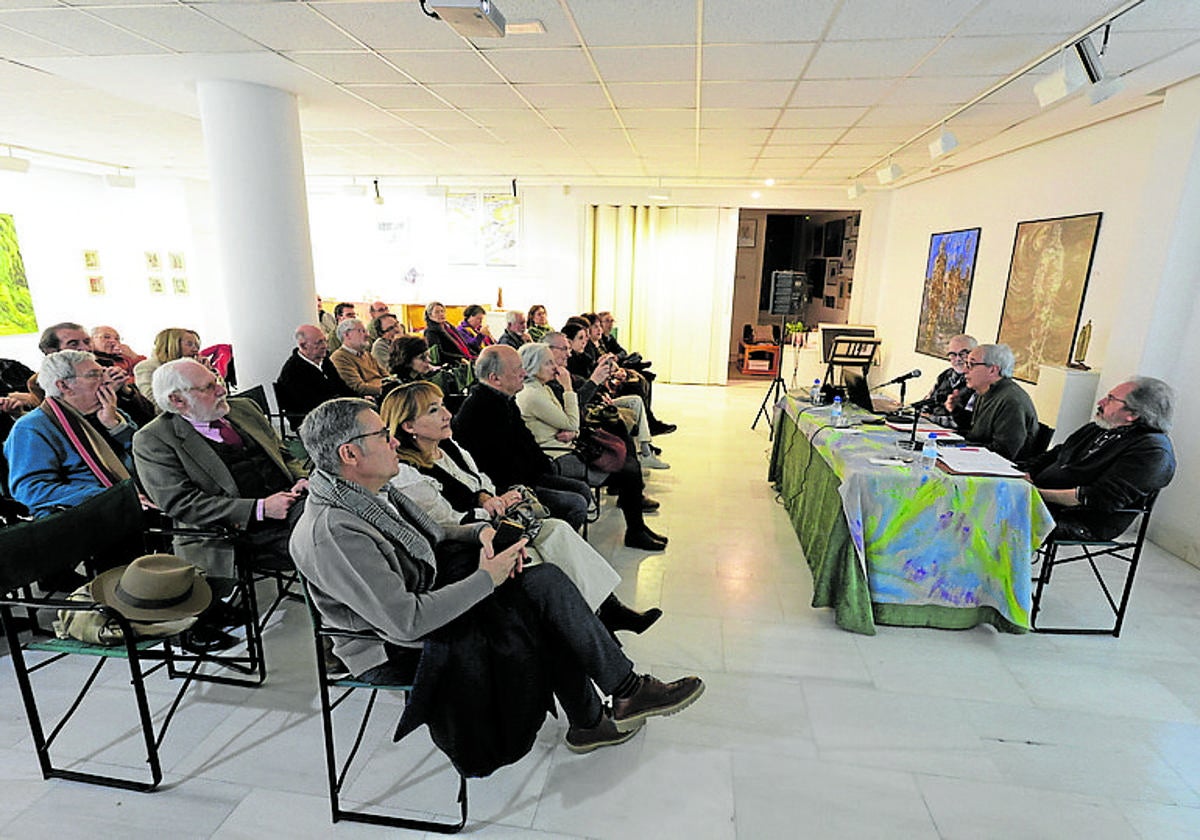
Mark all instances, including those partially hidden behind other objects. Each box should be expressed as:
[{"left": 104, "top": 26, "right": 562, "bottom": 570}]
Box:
[{"left": 428, "top": 0, "right": 506, "bottom": 38}]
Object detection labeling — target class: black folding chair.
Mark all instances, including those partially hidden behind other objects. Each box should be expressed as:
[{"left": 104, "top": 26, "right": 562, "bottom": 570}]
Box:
[
  {"left": 0, "top": 481, "right": 264, "bottom": 792},
  {"left": 298, "top": 575, "right": 467, "bottom": 832},
  {"left": 1030, "top": 491, "right": 1159, "bottom": 637}
]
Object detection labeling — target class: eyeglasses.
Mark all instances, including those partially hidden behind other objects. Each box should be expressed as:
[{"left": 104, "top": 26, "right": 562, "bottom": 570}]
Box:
[
  {"left": 186, "top": 381, "right": 221, "bottom": 395},
  {"left": 67, "top": 370, "right": 105, "bottom": 381},
  {"left": 1100, "top": 393, "right": 1128, "bottom": 405},
  {"left": 966, "top": 361, "right": 992, "bottom": 369},
  {"left": 946, "top": 350, "right": 970, "bottom": 360},
  {"left": 344, "top": 427, "right": 392, "bottom": 446},
  {"left": 548, "top": 344, "right": 569, "bottom": 352}
]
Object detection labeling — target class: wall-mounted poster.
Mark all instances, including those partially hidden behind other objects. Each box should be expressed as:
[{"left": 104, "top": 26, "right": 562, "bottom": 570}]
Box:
[
  {"left": 88, "top": 276, "right": 105, "bottom": 295},
  {"left": 915, "top": 227, "right": 981, "bottom": 358},
  {"left": 148, "top": 276, "right": 165, "bottom": 294},
  {"left": 145, "top": 251, "right": 161, "bottom": 271},
  {"left": 172, "top": 276, "right": 189, "bottom": 295},
  {"left": 169, "top": 252, "right": 185, "bottom": 271},
  {"left": 0, "top": 213, "right": 37, "bottom": 336},
  {"left": 83, "top": 250, "right": 100, "bottom": 270},
  {"left": 997, "top": 212, "right": 1102, "bottom": 383}
]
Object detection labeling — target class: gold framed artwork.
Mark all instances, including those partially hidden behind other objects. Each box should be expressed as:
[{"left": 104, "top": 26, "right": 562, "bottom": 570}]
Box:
[
  {"left": 737, "top": 218, "right": 758, "bottom": 248},
  {"left": 997, "top": 212, "right": 1102, "bottom": 383}
]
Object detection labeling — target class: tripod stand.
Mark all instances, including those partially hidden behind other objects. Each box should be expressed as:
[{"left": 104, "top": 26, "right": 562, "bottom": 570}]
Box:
[{"left": 751, "top": 318, "right": 789, "bottom": 434}]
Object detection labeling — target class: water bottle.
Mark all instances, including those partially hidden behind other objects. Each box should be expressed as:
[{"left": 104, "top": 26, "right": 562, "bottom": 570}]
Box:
[
  {"left": 810, "top": 379, "right": 822, "bottom": 405},
  {"left": 831, "top": 396, "right": 844, "bottom": 427},
  {"left": 921, "top": 433, "right": 938, "bottom": 472}
]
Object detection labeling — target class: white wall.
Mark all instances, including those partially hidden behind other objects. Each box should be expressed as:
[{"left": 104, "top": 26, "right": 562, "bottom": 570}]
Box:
[{"left": 0, "top": 168, "right": 221, "bottom": 365}]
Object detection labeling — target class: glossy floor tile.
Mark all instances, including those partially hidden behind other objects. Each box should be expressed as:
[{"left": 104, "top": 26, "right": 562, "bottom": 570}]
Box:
[{"left": 2, "top": 380, "right": 1200, "bottom": 838}]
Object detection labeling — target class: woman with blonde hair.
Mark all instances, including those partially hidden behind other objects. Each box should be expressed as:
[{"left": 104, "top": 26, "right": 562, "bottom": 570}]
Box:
[
  {"left": 379, "top": 381, "right": 661, "bottom": 634},
  {"left": 133, "top": 327, "right": 204, "bottom": 400}
]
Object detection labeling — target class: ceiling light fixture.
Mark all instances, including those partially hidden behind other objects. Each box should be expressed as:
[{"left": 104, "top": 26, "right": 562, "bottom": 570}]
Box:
[
  {"left": 750, "top": 190, "right": 762, "bottom": 199},
  {"left": 875, "top": 161, "right": 902, "bottom": 185},
  {"left": 1034, "top": 47, "right": 1085, "bottom": 108},
  {"left": 1076, "top": 30, "right": 1124, "bottom": 105},
  {"left": 0, "top": 147, "right": 31, "bottom": 173},
  {"left": 763, "top": 178, "right": 775, "bottom": 187},
  {"left": 928, "top": 126, "right": 959, "bottom": 160},
  {"left": 847, "top": 182, "right": 865, "bottom": 200},
  {"left": 422, "top": 0, "right": 506, "bottom": 39}
]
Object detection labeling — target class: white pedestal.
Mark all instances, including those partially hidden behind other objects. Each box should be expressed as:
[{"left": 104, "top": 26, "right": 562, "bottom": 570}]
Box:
[{"left": 1033, "top": 365, "right": 1101, "bottom": 445}]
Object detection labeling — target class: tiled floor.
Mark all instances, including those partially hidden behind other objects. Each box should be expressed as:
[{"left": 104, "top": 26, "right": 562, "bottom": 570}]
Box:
[{"left": 3, "top": 380, "right": 1200, "bottom": 838}]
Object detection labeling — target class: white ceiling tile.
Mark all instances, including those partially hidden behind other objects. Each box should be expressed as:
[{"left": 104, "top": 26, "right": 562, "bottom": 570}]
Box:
[
  {"left": 1118, "top": 0, "right": 1200, "bottom": 32},
  {"left": 201, "top": 3, "right": 366, "bottom": 51},
  {"left": 313, "top": 1, "right": 465, "bottom": 50},
  {"left": 609, "top": 82, "right": 694, "bottom": 109},
  {"left": 381, "top": 50, "right": 498, "bottom": 84},
  {"left": 839, "top": 125, "right": 924, "bottom": 144},
  {"left": 701, "top": 108, "right": 781, "bottom": 129},
  {"left": 483, "top": 47, "right": 594, "bottom": 84},
  {"left": 703, "top": 80, "right": 794, "bottom": 108},
  {"left": 515, "top": 83, "right": 610, "bottom": 109},
  {"left": 382, "top": 109, "right": 480, "bottom": 130},
  {"left": 787, "top": 78, "right": 895, "bottom": 107},
  {"left": 699, "top": 127, "right": 771, "bottom": 145},
  {"left": 702, "top": 42, "right": 813, "bottom": 81},
  {"left": 0, "top": 9, "right": 164, "bottom": 55},
  {"left": 630, "top": 130, "right": 696, "bottom": 147},
  {"left": 471, "top": 109, "right": 554, "bottom": 130},
  {"left": 775, "top": 106, "right": 869, "bottom": 128},
  {"left": 827, "top": 0, "right": 975, "bottom": 40},
  {"left": 0, "top": 21, "right": 76, "bottom": 57},
  {"left": 88, "top": 6, "right": 262, "bottom": 53},
  {"left": 347, "top": 84, "right": 450, "bottom": 109},
  {"left": 768, "top": 127, "right": 845, "bottom": 144},
  {"left": 1101, "top": 30, "right": 1200, "bottom": 76},
  {"left": 426, "top": 84, "right": 527, "bottom": 109},
  {"left": 539, "top": 108, "right": 621, "bottom": 130},
  {"left": 703, "top": 0, "right": 839, "bottom": 43},
  {"left": 820, "top": 142, "right": 897, "bottom": 159},
  {"left": 288, "top": 51, "right": 407, "bottom": 84},
  {"left": 956, "top": 1, "right": 1115, "bottom": 37},
  {"left": 877, "top": 75, "right": 998, "bottom": 107},
  {"left": 950, "top": 101, "right": 1040, "bottom": 127},
  {"left": 915, "top": 35, "right": 1051, "bottom": 77},
  {"left": 621, "top": 109, "right": 695, "bottom": 129},
  {"left": 362, "top": 126, "right": 442, "bottom": 145},
  {"left": 858, "top": 104, "right": 956, "bottom": 126},
  {"left": 591, "top": 46, "right": 694, "bottom": 83},
  {"left": 570, "top": 0, "right": 695, "bottom": 46},
  {"left": 806, "top": 38, "right": 942, "bottom": 80}
]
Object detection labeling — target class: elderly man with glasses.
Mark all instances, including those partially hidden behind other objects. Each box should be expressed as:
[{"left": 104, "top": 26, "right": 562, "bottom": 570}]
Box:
[
  {"left": 277, "top": 324, "right": 357, "bottom": 430},
  {"left": 1024, "top": 377, "right": 1176, "bottom": 541},
  {"left": 5, "top": 349, "right": 137, "bottom": 518},
  {"left": 923, "top": 333, "right": 977, "bottom": 428},
  {"left": 956, "top": 343, "right": 1039, "bottom": 461},
  {"left": 134, "top": 358, "right": 308, "bottom": 608}
]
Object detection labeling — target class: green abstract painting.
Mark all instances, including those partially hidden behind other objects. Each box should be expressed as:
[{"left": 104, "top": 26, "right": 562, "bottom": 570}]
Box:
[{"left": 0, "top": 213, "right": 37, "bottom": 336}]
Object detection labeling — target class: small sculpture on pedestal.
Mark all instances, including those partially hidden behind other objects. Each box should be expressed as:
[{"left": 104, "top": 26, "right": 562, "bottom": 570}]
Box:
[{"left": 1069, "top": 319, "right": 1092, "bottom": 370}]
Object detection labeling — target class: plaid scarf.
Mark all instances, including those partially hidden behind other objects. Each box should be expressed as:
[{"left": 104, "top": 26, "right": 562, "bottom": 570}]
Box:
[{"left": 306, "top": 468, "right": 446, "bottom": 591}]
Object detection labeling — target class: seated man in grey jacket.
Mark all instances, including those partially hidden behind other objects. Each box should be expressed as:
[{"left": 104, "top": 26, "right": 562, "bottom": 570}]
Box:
[{"left": 289, "top": 398, "right": 703, "bottom": 765}]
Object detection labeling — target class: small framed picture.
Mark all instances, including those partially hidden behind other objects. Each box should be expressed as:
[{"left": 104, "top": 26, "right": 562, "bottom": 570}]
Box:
[
  {"left": 172, "top": 276, "right": 189, "bottom": 295},
  {"left": 737, "top": 218, "right": 758, "bottom": 248},
  {"left": 148, "top": 276, "right": 165, "bottom": 294},
  {"left": 83, "top": 250, "right": 100, "bottom": 270},
  {"left": 87, "top": 276, "right": 105, "bottom": 295},
  {"left": 145, "top": 251, "right": 161, "bottom": 271},
  {"left": 824, "top": 295, "right": 836, "bottom": 308},
  {"left": 169, "top": 252, "right": 186, "bottom": 271}
]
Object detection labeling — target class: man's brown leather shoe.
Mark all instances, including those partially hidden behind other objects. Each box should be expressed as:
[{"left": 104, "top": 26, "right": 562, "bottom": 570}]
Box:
[
  {"left": 565, "top": 709, "right": 643, "bottom": 754},
  {"left": 612, "top": 674, "right": 704, "bottom": 732}
]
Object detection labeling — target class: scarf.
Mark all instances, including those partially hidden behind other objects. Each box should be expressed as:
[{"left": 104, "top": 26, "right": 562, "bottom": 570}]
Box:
[
  {"left": 39, "top": 397, "right": 130, "bottom": 488},
  {"left": 306, "top": 468, "right": 446, "bottom": 591}
]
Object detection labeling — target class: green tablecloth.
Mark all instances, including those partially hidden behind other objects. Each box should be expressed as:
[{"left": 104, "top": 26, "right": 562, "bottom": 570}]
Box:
[{"left": 769, "top": 397, "right": 1054, "bottom": 634}]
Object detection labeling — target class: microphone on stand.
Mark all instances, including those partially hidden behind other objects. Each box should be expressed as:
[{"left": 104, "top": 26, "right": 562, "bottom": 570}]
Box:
[{"left": 878, "top": 369, "right": 922, "bottom": 387}]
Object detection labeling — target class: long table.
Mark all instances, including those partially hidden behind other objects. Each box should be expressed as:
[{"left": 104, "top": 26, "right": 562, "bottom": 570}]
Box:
[{"left": 768, "top": 396, "right": 1054, "bottom": 635}]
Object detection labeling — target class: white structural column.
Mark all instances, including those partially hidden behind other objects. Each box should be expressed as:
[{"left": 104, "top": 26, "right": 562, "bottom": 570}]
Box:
[{"left": 197, "top": 80, "right": 315, "bottom": 395}]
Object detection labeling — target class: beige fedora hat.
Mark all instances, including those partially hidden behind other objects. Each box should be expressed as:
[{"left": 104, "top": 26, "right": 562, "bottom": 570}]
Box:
[{"left": 90, "top": 554, "right": 212, "bottom": 622}]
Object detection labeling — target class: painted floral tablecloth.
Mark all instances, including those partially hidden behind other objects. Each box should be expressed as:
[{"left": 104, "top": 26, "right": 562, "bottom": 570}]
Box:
[{"left": 771, "top": 396, "right": 1054, "bottom": 633}]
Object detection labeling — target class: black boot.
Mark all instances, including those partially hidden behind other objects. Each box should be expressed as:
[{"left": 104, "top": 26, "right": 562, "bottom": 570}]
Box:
[{"left": 597, "top": 594, "right": 663, "bottom": 635}]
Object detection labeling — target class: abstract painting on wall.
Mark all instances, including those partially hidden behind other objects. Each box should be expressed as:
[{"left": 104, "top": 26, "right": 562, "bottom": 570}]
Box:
[
  {"left": 915, "top": 227, "right": 980, "bottom": 358},
  {"left": 998, "top": 212, "right": 1101, "bottom": 383},
  {"left": 0, "top": 214, "right": 37, "bottom": 336}
]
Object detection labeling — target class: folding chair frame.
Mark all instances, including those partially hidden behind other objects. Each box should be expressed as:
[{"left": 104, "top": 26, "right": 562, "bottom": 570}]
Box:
[
  {"left": 1030, "top": 493, "right": 1158, "bottom": 637},
  {"left": 300, "top": 578, "right": 467, "bottom": 832}
]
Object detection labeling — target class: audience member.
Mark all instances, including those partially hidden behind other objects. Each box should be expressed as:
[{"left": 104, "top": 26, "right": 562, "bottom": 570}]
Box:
[
  {"left": 370, "top": 313, "right": 401, "bottom": 371},
  {"left": 515, "top": 343, "right": 666, "bottom": 550},
  {"left": 5, "top": 350, "right": 135, "bottom": 517},
  {"left": 325, "top": 302, "right": 358, "bottom": 351},
  {"left": 958, "top": 343, "right": 1038, "bottom": 461},
  {"left": 0, "top": 357, "right": 37, "bottom": 443},
  {"left": 91, "top": 325, "right": 146, "bottom": 372},
  {"left": 456, "top": 304, "right": 494, "bottom": 358},
  {"left": 388, "top": 335, "right": 467, "bottom": 402},
  {"left": 452, "top": 345, "right": 593, "bottom": 530},
  {"left": 368, "top": 300, "right": 390, "bottom": 322},
  {"left": 134, "top": 359, "right": 308, "bottom": 597},
  {"left": 563, "top": 322, "right": 675, "bottom": 436},
  {"left": 1025, "top": 377, "right": 1176, "bottom": 541},
  {"left": 329, "top": 318, "right": 389, "bottom": 399},
  {"left": 276, "top": 324, "right": 356, "bottom": 429},
  {"left": 379, "top": 381, "right": 662, "bottom": 635},
  {"left": 527, "top": 304, "right": 551, "bottom": 342},
  {"left": 497, "top": 310, "right": 530, "bottom": 349},
  {"left": 423, "top": 301, "right": 471, "bottom": 365},
  {"left": 290, "top": 397, "right": 703, "bottom": 765},
  {"left": 133, "top": 327, "right": 204, "bottom": 399}
]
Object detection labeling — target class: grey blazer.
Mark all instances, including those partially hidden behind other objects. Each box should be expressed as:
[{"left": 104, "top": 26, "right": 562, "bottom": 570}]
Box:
[{"left": 133, "top": 398, "right": 307, "bottom": 578}]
